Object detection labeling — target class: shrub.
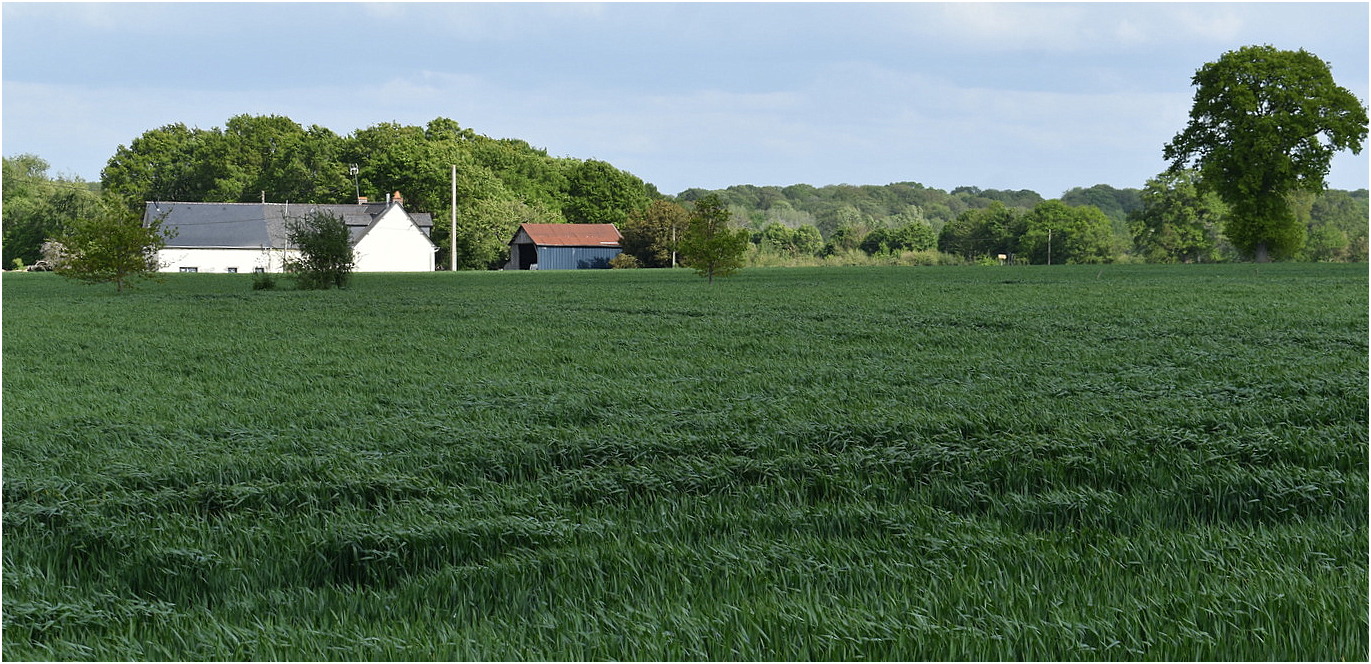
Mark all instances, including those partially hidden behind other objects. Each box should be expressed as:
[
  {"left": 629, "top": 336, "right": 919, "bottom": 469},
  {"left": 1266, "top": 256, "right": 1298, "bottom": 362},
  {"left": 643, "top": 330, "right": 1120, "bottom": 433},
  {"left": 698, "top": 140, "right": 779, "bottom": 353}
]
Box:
[
  {"left": 284, "top": 211, "right": 354, "bottom": 290},
  {"left": 609, "top": 253, "right": 641, "bottom": 269}
]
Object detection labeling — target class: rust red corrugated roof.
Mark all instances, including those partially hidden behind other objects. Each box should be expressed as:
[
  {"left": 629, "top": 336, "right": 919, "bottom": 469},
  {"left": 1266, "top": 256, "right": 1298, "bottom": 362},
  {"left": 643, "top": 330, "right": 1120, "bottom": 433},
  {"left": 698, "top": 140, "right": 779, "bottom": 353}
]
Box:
[{"left": 518, "top": 223, "right": 621, "bottom": 247}]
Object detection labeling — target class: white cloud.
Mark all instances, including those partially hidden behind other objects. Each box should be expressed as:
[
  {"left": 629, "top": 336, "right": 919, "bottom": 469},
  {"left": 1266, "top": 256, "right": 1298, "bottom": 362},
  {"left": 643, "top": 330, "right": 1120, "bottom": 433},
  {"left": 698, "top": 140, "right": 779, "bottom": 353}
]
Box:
[
  {"left": 352, "top": 2, "right": 610, "bottom": 41},
  {"left": 931, "top": 3, "right": 1094, "bottom": 51},
  {"left": 1168, "top": 5, "right": 1246, "bottom": 43},
  {"left": 904, "top": 3, "right": 1251, "bottom": 53}
]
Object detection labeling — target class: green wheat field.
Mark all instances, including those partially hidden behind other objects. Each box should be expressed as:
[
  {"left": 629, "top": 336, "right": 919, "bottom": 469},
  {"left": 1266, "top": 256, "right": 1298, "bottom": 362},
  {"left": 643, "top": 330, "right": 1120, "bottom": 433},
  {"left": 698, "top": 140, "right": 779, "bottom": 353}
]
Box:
[{"left": 3, "top": 264, "right": 1366, "bottom": 660}]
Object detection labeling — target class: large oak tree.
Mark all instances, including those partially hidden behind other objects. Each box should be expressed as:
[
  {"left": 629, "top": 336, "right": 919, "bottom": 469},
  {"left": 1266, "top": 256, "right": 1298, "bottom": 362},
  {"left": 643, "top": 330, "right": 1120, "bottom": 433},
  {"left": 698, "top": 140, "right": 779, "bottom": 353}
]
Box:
[{"left": 1164, "top": 45, "right": 1367, "bottom": 262}]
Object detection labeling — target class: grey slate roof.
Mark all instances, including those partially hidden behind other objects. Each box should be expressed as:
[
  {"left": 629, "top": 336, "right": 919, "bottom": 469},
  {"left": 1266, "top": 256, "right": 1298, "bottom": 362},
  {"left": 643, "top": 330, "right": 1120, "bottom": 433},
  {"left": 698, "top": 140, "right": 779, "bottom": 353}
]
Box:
[{"left": 146, "top": 201, "right": 434, "bottom": 249}]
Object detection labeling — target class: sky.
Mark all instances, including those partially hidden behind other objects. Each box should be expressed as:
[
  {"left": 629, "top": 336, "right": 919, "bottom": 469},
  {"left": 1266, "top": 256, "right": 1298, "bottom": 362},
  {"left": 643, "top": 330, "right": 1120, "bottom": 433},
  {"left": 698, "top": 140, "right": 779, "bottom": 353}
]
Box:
[{"left": 3, "top": 2, "right": 1368, "bottom": 198}]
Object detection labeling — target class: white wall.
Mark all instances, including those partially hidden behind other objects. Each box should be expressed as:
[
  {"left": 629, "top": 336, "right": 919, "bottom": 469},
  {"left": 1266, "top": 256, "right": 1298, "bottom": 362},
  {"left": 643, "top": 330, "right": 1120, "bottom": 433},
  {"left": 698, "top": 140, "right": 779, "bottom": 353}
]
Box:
[
  {"left": 158, "top": 247, "right": 296, "bottom": 273},
  {"left": 353, "top": 206, "right": 436, "bottom": 272}
]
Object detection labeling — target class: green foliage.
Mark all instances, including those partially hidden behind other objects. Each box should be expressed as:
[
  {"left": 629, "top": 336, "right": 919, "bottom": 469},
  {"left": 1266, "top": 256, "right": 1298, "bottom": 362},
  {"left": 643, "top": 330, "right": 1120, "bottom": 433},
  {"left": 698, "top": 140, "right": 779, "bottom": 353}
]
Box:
[
  {"left": 1304, "top": 189, "right": 1369, "bottom": 261},
  {"left": 3, "top": 154, "right": 103, "bottom": 265},
  {"left": 680, "top": 194, "right": 749, "bottom": 283},
  {"left": 685, "top": 183, "right": 1045, "bottom": 245},
  {"left": 1019, "top": 200, "right": 1116, "bottom": 264},
  {"left": 824, "top": 219, "right": 868, "bottom": 255},
  {"left": 754, "top": 221, "right": 826, "bottom": 257},
  {"left": 1060, "top": 184, "right": 1143, "bottom": 224},
  {"left": 1130, "top": 170, "right": 1229, "bottom": 263},
  {"left": 101, "top": 123, "right": 213, "bottom": 204},
  {"left": 346, "top": 121, "right": 458, "bottom": 217},
  {"left": 860, "top": 218, "right": 937, "bottom": 256},
  {"left": 608, "top": 253, "right": 641, "bottom": 269},
  {"left": 688, "top": 178, "right": 1360, "bottom": 265},
  {"left": 1061, "top": 184, "right": 1142, "bottom": 255},
  {"left": 2, "top": 265, "right": 1365, "bottom": 660},
  {"left": 791, "top": 225, "right": 824, "bottom": 256},
  {"left": 950, "top": 185, "right": 1045, "bottom": 210},
  {"left": 52, "top": 197, "right": 174, "bottom": 293},
  {"left": 563, "top": 159, "right": 654, "bottom": 225},
  {"left": 199, "top": 115, "right": 351, "bottom": 203},
  {"left": 455, "top": 197, "right": 561, "bottom": 270},
  {"left": 858, "top": 227, "right": 894, "bottom": 255},
  {"left": 1165, "top": 45, "right": 1369, "bottom": 261},
  {"left": 251, "top": 271, "right": 277, "bottom": 290},
  {"left": 620, "top": 199, "right": 689, "bottom": 267},
  {"left": 937, "top": 202, "right": 1024, "bottom": 260},
  {"left": 284, "top": 211, "right": 354, "bottom": 289}
]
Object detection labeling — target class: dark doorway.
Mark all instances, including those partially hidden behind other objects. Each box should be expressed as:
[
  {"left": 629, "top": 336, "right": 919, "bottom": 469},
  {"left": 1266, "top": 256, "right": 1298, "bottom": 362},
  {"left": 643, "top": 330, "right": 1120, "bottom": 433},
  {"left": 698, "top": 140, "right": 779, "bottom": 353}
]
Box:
[{"left": 515, "top": 243, "right": 538, "bottom": 270}]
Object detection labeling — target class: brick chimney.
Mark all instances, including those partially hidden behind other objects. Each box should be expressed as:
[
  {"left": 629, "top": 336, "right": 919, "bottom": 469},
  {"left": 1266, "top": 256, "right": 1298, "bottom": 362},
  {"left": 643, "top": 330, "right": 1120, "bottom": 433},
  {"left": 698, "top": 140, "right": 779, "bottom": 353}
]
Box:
[
  {"left": 357, "top": 196, "right": 368, "bottom": 205},
  {"left": 392, "top": 191, "right": 403, "bottom": 205}
]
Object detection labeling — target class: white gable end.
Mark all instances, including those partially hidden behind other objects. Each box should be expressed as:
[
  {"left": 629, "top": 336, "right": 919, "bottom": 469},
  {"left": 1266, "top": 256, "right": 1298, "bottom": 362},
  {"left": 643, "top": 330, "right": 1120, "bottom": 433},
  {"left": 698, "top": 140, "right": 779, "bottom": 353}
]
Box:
[{"left": 352, "top": 205, "right": 436, "bottom": 272}]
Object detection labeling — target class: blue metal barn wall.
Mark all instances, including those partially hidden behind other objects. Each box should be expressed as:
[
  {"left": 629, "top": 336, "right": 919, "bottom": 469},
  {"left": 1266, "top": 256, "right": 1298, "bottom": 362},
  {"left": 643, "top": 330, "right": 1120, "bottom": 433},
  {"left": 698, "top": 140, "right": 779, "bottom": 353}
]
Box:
[{"left": 537, "top": 246, "right": 621, "bottom": 270}]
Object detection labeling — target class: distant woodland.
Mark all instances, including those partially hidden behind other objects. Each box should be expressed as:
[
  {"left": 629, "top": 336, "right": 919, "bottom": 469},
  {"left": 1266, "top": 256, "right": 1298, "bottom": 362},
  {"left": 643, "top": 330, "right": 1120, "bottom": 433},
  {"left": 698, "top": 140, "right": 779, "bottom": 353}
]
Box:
[{"left": 3, "top": 114, "right": 1366, "bottom": 268}]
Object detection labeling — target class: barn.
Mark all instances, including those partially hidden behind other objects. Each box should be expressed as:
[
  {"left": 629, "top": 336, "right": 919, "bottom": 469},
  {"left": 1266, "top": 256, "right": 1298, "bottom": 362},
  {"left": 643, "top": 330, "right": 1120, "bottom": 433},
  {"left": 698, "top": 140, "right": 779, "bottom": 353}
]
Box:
[
  {"left": 505, "top": 223, "right": 622, "bottom": 270},
  {"left": 148, "top": 193, "right": 436, "bottom": 273}
]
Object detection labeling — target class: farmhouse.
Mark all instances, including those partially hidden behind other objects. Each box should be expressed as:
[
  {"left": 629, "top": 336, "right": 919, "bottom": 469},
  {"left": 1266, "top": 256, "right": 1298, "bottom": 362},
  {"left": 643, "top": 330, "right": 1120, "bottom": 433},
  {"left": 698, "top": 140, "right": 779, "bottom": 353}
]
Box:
[
  {"left": 505, "top": 223, "right": 622, "bottom": 270},
  {"left": 147, "top": 193, "right": 436, "bottom": 273}
]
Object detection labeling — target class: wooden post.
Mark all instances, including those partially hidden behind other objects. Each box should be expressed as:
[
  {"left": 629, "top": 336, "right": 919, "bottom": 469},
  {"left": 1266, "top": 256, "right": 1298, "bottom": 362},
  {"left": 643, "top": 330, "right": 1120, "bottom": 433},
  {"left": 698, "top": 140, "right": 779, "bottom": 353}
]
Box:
[{"left": 450, "top": 164, "right": 457, "bottom": 272}]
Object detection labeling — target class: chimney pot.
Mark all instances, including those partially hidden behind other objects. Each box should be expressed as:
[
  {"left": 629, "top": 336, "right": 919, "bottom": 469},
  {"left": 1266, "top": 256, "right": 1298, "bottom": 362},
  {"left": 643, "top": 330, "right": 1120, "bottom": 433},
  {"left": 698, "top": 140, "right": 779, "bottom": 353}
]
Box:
[{"left": 393, "top": 191, "right": 403, "bottom": 204}]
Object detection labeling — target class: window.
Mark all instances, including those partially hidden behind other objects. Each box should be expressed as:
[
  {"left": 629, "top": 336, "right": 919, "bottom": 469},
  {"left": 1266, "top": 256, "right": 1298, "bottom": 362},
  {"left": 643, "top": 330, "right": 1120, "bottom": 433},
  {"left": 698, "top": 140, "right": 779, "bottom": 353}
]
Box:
[
  {"left": 179, "top": 267, "right": 198, "bottom": 273},
  {"left": 226, "top": 267, "right": 238, "bottom": 273},
  {"left": 253, "top": 267, "right": 266, "bottom": 274}
]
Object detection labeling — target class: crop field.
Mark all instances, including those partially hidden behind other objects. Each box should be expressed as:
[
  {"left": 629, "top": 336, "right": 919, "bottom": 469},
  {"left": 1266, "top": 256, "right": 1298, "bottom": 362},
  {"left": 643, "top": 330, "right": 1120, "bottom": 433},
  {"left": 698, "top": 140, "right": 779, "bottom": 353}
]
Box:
[{"left": 2, "top": 264, "right": 1366, "bottom": 660}]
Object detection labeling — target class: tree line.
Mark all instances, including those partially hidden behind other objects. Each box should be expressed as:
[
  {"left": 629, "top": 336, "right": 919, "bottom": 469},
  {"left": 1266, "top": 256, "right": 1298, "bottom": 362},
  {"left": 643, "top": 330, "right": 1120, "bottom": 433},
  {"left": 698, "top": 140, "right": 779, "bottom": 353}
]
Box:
[
  {"left": 8, "top": 146, "right": 1366, "bottom": 272},
  {"left": 664, "top": 178, "right": 1365, "bottom": 265}
]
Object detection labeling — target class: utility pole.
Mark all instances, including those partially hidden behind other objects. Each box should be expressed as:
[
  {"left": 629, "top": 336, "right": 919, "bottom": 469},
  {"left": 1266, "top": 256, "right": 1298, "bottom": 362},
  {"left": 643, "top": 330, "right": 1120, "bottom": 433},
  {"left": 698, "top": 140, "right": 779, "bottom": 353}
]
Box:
[
  {"left": 450, "top": 164, "right": 457, "bottom": 272},
  {"left": 1047, "top": 227, "right": 1053, "bottom": 266}
]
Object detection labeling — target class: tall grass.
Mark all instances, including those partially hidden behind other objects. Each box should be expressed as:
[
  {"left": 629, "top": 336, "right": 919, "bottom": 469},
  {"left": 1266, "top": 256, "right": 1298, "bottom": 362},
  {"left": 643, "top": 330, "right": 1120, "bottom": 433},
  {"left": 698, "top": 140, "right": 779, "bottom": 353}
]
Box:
[{"left": 3, "top": 264, "right": 1366, "bottom": 660}]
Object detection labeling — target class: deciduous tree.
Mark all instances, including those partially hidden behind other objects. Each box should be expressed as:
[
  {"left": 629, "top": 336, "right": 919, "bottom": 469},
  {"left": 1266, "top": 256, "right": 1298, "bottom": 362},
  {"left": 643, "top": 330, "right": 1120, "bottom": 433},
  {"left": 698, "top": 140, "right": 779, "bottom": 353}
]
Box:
[
  {"left": 1164, "top": 45, "right": 1368, "bottom": 261},
  {"left": 102, "top": 123, "right": 212, "bottom": 204},
  {"left": 53, "top": 197, "right": 175, "bottom": 293},
  {"left": 938, "top": 202, "right": 1022, "bottom": 260},
  {"left": 1019, "top": 200, "right": 1115, "bottom": 265},
  {"left": 1129, "top": 170, "right": 1227, "bottom": 263},
  {"left": 563, "top": 159, "right": 653, "bottom": 225},
  {"left": 680, "top": 194, "right": 749, "bottom": 284},
  {"left": 791, "top": 225, "right": 824, "bottom": 256},
  {"left": 620, "top": 199, "right": 689, "bottom": 267}
]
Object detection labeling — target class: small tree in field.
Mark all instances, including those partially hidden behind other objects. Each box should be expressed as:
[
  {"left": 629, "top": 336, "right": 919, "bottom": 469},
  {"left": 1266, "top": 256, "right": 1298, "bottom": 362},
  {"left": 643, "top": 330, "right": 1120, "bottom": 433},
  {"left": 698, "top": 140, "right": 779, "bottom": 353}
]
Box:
[
  {"left": 285, "top": 211, "right": 354, "bottom": 289},
  {"left": 53, "top": 197, "right": 174, "bottom": 293},
  {"left": 680, "top": 193, "right": 749, "bottom": 284}
]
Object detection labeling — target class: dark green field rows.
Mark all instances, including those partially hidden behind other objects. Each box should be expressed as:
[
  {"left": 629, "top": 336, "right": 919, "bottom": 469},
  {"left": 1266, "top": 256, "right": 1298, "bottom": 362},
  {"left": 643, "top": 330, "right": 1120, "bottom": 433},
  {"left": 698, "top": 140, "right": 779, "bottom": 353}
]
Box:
[{"left": 3, "top": 264, "right": 1366, "bottom": 660}]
